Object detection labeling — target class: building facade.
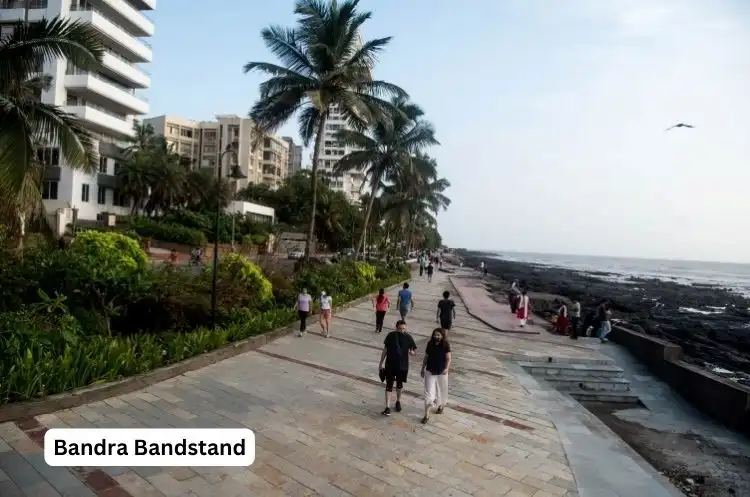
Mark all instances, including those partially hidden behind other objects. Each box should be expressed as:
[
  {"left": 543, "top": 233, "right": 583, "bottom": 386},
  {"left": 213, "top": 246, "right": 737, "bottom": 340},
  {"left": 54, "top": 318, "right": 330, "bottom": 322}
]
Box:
[
  {"left": 145, "top": 114, "right": 289, "bottom": 191},
  {"left": 282, "top": 136, "right": 303, "bottom": 175},
  {"left": 0, "top": 0, "right": 156, "bottom": 221},
  {"left": 313, "top": 105, "right": 365, "bottom": 204}
]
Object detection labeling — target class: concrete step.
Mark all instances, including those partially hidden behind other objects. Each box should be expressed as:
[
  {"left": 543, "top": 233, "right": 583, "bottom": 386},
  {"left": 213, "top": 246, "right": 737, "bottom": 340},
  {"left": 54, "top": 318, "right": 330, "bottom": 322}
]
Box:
[
  {"left": 545, "top": 376, "right": 631, "bottom": 393},
  {"left": 519, "top": 362, "right": 625, "bottom": 379},
  {"left": 517, "top": 356, "right": 616, "bottom": 366},
  {"left": 569, "top": 391, "right": 641, "bottom": 404}
]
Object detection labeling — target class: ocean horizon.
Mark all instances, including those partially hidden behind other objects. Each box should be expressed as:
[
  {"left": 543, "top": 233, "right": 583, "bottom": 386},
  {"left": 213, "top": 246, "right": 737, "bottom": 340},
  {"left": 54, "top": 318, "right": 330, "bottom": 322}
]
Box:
[{"left": 486, "top": 250, "right": 750, "bottom": 298}]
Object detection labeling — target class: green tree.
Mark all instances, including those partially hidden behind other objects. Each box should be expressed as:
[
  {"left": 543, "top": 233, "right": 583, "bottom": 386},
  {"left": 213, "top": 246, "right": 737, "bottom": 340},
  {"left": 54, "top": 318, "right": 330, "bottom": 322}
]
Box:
[
  {"left": 0, "top": 18, "right": 104, "bottom": 244},
  {"left": 382, "top": 153, "right": 450, "bottom": 254},
  {"left": 334, "top": 96, "right": 438, "bottom": 258},
  {"left": 243, "top": 0, "right": 406, "bottom": 261}
]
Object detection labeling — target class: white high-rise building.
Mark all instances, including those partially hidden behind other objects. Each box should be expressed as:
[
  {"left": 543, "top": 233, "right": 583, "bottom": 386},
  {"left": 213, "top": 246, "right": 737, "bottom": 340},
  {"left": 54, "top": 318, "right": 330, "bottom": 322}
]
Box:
[
  {"left": 0, "top": 0, "right": 155, "bottom": 221},
  {"left": 314, "top": 106, "right": 365, "bottom": 204}
]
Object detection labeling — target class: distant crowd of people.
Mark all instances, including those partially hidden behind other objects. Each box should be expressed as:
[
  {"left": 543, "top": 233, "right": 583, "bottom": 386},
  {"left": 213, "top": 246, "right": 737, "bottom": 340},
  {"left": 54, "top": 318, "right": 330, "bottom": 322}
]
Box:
[{"left": 508, "top": 279, "right": 613, "bottom": 340}]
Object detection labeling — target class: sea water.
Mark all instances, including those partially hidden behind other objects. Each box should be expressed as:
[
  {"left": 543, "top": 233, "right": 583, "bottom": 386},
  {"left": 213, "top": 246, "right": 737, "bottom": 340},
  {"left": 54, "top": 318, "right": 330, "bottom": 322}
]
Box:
[{"left": 490, "top": 251, "right": 750, "bottom": 298}]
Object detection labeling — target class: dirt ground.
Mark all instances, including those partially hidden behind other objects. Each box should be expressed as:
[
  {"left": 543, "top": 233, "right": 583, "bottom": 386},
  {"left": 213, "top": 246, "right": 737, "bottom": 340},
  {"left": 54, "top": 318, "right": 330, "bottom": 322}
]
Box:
[{"left": 584, "top": 402, "right": 750, "bottom": 497}]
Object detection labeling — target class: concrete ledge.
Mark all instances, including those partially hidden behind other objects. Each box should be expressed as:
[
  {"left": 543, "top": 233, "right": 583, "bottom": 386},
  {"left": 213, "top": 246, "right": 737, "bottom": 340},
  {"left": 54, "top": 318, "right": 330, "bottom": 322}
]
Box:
[
  {"left": 609, "top": 325, "right": 750, "bottom": 435},
  {"left": 448, "top": 276, "right": 541, "bottom": 335},
  {"left": 0, "top": 282, "right": 406, "bottom": 423}
]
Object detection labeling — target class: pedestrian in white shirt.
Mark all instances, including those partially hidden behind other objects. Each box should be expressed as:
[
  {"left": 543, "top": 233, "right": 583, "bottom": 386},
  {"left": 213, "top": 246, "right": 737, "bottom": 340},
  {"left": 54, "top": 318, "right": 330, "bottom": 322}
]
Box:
[{"left": 319, "top": 291, "right": 333, "bottom": 338}]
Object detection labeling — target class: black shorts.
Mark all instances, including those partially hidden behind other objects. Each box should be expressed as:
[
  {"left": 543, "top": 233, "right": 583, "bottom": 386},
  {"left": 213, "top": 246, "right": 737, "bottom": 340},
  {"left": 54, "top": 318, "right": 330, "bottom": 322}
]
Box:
[
  {"left": 385, "top": 369, "right": 407, "bottom": 391},
  {"left": 440, "top": 318, "right": 452, "bottom": 330}
]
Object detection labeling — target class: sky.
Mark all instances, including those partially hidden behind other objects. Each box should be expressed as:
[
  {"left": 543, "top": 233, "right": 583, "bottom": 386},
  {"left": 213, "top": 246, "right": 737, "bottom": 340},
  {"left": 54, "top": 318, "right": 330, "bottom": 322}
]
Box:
[{"left": 146, "top": 0, "right": 750, "bottom": 263}]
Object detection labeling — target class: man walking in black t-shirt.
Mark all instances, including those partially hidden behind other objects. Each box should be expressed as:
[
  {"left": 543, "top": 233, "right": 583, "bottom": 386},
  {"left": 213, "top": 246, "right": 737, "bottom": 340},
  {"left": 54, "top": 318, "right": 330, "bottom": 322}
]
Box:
[
  {"left": 436, "top": 291, "right": 456, "bottom": 331},
  {"left": 378, "top": 320, "right": 417, "bottom": 416}
]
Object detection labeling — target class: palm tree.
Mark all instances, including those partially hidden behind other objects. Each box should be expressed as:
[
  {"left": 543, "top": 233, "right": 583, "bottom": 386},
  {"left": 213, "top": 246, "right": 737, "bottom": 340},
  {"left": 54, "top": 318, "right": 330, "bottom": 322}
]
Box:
[
  {"left": 243, "top": 0, "right": 407, "bottom": 261},
  {"left": 334, "top": 96, "right": 438, "bottom": 258},
  {"left": 381, "top": 153, "right": 450, "bottom": 254},
  {"left": 0, "top": 17, "right": 104, "bottom": 245}
]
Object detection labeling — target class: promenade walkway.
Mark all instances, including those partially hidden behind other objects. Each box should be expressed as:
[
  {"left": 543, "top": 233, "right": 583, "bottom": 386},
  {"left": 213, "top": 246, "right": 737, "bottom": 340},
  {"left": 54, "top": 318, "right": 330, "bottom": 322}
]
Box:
[{"left": 0, "top": 269, "right": 680, "bottom": 497}]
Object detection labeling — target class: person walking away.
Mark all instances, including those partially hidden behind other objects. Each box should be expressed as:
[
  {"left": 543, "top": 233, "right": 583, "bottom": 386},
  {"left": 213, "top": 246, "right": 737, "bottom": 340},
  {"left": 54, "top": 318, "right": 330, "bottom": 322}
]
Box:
[
  {"left": 397, "top": 283, "right": 414, "bottom": 321},
  {"left": 319, "top": 291, "right": 333, "bottom": 338},
  {"left": 599, "top": 310, "right": 613, "bottom": 342},
  {"left": 479, "top": 261, "right": 485, "bottom": 275},
  {"left": 570, "top": 299, "right": 581, "bottom": 339},
  {"left": 373, "top": 288, "right": 390, "bottom": 333},
  {"left": 436, "top": 291, "right": 456, "bottom": 331},
  {"left": 509, "top": 280, "right": 521, "bottom": 313},
  {"left": 426, "top": 260, "right": 434, "bottom": 283},
  {"left": 379, "top": 320, "right": 418, "bottom": 416},
  {"left": 555, "top": 302, "right": 569, "bottom": 335},
  {"left": 421, "top": 328, "right": 451, "bottom": 423},
  {"left": 483, "top": 263, "right": 488, "bottom": 277},
  {"left": 591, "top": 300, "right": 608, "bottom": 337},
  {"left": 294, "top": 288, "right": 312, "bottom": 337},
  {"left": 419, "top": 255, "right": 425, "bottom": 277},
  {"left": 517, "top": 290, "right": 530, "bottom": 328}
]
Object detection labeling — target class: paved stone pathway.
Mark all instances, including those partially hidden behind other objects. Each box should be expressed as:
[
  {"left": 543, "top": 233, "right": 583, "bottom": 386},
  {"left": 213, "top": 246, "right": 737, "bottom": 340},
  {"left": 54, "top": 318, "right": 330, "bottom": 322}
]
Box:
[{"left": 0, "top": 268, "right": 681, "bottom": 496}]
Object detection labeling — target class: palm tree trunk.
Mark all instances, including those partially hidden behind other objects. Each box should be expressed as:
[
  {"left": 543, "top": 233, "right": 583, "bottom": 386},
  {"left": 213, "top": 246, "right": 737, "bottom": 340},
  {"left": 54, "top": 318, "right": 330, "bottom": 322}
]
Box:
[
  {"left": 305, "top": 117, "right": 327, "bottom": 262},
  {"left": 355, "top": 180, "right": 378, "bottom": 259}
]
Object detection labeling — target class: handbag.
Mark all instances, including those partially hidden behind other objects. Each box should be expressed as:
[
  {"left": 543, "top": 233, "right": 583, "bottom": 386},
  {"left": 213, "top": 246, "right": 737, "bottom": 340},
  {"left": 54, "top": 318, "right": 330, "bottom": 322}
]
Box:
[{"left": 379, "top": 368, "right": 386, "bottom": 382}]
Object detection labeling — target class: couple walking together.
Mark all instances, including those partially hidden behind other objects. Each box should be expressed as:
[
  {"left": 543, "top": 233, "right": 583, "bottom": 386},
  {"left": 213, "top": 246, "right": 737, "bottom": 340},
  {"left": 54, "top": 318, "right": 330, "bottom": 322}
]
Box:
[{"left": 378, "top": 321, "right": 452, "bottom": 424}]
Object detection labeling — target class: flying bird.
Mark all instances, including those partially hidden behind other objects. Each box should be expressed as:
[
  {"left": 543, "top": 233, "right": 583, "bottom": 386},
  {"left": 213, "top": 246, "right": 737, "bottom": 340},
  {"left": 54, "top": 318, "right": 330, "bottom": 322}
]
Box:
[{"left": 665, "top": 123, "right": 695, "bottom": 131}]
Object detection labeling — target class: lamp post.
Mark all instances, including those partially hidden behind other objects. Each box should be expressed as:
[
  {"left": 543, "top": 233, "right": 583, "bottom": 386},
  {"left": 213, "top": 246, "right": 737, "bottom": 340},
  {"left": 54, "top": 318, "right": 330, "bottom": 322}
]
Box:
[{"left": 210, "top": 144, "right": 246, "bottom": 330}]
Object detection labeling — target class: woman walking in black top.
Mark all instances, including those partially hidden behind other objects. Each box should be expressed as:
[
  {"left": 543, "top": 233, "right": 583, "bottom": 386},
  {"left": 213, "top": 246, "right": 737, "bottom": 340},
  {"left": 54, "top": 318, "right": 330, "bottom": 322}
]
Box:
[{"left": 420, "top": 328, "right": 452, "bottom": 423}]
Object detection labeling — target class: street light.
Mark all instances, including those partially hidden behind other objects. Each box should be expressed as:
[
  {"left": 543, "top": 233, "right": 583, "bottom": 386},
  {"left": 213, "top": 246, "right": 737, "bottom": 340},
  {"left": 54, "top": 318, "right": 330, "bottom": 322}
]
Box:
[{"left": 211, "top": 144, "right": 246, "bottom": 330}]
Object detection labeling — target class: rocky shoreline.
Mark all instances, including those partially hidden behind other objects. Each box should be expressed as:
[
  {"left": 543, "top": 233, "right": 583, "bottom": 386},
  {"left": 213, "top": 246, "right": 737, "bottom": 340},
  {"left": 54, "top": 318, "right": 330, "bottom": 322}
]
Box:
[{"left": 459, "top": 252, "right": 750, "bottom": 382}]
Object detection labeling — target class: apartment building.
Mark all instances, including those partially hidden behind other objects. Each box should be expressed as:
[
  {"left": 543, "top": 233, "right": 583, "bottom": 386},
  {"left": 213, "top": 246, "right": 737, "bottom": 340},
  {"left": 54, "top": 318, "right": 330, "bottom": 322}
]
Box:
[
  {"left": 145, "top": 114, "right": 289, "bottom": 190},
  {"left": 314, "top": 104, "right": 366, "bottom": 204},
  {"left": 0, "top": 0, "right": 156, "bottom": 221},
  {"left": 282, "top": 136, "right": 303, "bottom": 175},
  {"left": 145, "top": 114, "right": 200, "bottom": 165}
]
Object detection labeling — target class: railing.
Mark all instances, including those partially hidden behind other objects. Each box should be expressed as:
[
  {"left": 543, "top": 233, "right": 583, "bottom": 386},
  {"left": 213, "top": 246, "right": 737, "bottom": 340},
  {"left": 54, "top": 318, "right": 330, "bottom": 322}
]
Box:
[
  {"left": 66, "top": 66, "right": 149, "bottom": 103},
  {"left": 0, "top": 0, "right": 47, "bottom": 8},
  {"left": 69, "top": 3, "right": 152, "bottom": 49},
  {"left": 104, "top": 49, "right": 151, "bottom": 76},
  {"left": 67, "top": 98, "right": 128, "bottom": 121}
]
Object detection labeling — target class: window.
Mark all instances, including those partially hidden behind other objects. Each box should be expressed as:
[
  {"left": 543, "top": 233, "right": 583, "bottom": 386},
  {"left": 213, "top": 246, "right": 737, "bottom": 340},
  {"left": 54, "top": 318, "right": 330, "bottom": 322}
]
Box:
[
  {"left": 99, "top": 156, "right": 108, "bottom": 173},
  {"left": 114, "top": 162, "right": 122, "bottom": 175},
  {"left": 97, "top": 186, "right": 106, "bottom": 205},
  {"left": 37, "top": 147, "right": 60, "bottom": 166},
  {"left": 203, "top": 130, "right": 217, "bottom": 141},
  {"left": 203, "top": 145, "right": 216, "bottom": 154},
  {"left": 41, "top": 181, "right": 58, "bottom": 200},
  {"left": 81, "top": 183, "right": 90, "bottom": 202},
  {"left": 180, "top": 128, "right": 194, "bottom": 138},
  {"left": 114, "top": 191, "right": 129, "bottom": 207}
]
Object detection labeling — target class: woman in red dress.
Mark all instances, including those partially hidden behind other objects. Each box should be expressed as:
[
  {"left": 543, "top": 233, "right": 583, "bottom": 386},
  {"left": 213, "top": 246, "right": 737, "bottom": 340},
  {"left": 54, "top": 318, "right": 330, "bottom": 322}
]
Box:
[{"left": 517, "top": 290, "right": 530, "bottom": 328}]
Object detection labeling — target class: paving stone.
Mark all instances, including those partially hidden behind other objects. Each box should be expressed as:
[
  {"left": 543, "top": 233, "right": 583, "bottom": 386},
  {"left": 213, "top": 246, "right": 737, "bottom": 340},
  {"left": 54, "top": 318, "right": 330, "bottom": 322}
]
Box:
[{"left": 0, "top": 269, "right": 692, "bottom": 496}]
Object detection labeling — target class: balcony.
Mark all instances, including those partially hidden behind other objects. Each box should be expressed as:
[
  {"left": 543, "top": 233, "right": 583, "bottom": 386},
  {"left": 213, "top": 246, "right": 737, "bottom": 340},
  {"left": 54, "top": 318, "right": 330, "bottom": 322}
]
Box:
[
  {"left": 69, "top": 7, "right": 152, "bottom": 62},
  {"left": 97, "top": 173, "right": 119, "bottom": 189},
  {"left": 0, "top": 0, "right": 46, "bottom": 22},
  {"left": 89, "top": 0, "right": 154, "bottom": 37},
  {"left": 66, "top": 71, "right": 149, "bottom": 115},
  {"left": 67, "top": 104, "right": 135, "bottom": 139},
  {"left": 101, "top": 52, "right": 150, "bottom": 88},
  {"left": 127, "top": 0, "right": 155, "bottom": 10}
]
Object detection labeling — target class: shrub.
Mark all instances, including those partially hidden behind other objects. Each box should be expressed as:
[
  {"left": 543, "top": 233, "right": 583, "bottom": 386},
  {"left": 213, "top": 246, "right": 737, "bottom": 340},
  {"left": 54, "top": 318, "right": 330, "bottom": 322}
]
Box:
[
  {"left": 354, "top": 261, "right": 376, "bottom": 283},
  {"left": 131, "top": 217, "right": 206, "bottom": 246},
  {"left": 216, "top": 253, "right": 274, "bottom": 305},
  {"left": 71, "top": 230, "right": 148, "bottom": 270}
]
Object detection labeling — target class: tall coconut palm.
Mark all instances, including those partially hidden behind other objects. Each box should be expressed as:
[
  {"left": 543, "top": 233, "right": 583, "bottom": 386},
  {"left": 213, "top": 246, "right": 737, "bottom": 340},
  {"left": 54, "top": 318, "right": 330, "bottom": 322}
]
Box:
[
  {"left": 243, "top": 0, "right": 407, "bottom": 261},
  {"left": 334, "top": 97, "right": 438, "bottom": 258},
  {"left": 382, "top": 153, "right": 451, "bottom": 254},
  {"left": 0, "top": 17, "right": 104, "bottom": 244}
]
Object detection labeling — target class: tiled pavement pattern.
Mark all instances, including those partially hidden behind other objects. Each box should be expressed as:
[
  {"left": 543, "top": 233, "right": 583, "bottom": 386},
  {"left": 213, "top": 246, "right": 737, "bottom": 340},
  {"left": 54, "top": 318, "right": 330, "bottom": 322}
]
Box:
[{"left": 0, "top": 268, "right": 678, "bottom": 496}]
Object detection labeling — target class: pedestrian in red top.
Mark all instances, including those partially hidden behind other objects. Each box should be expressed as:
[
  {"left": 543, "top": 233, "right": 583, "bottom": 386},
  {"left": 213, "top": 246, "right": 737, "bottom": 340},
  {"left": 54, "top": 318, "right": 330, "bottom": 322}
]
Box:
[{"left": 373, "top": 288, "right": 390, "bottom": 333}]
